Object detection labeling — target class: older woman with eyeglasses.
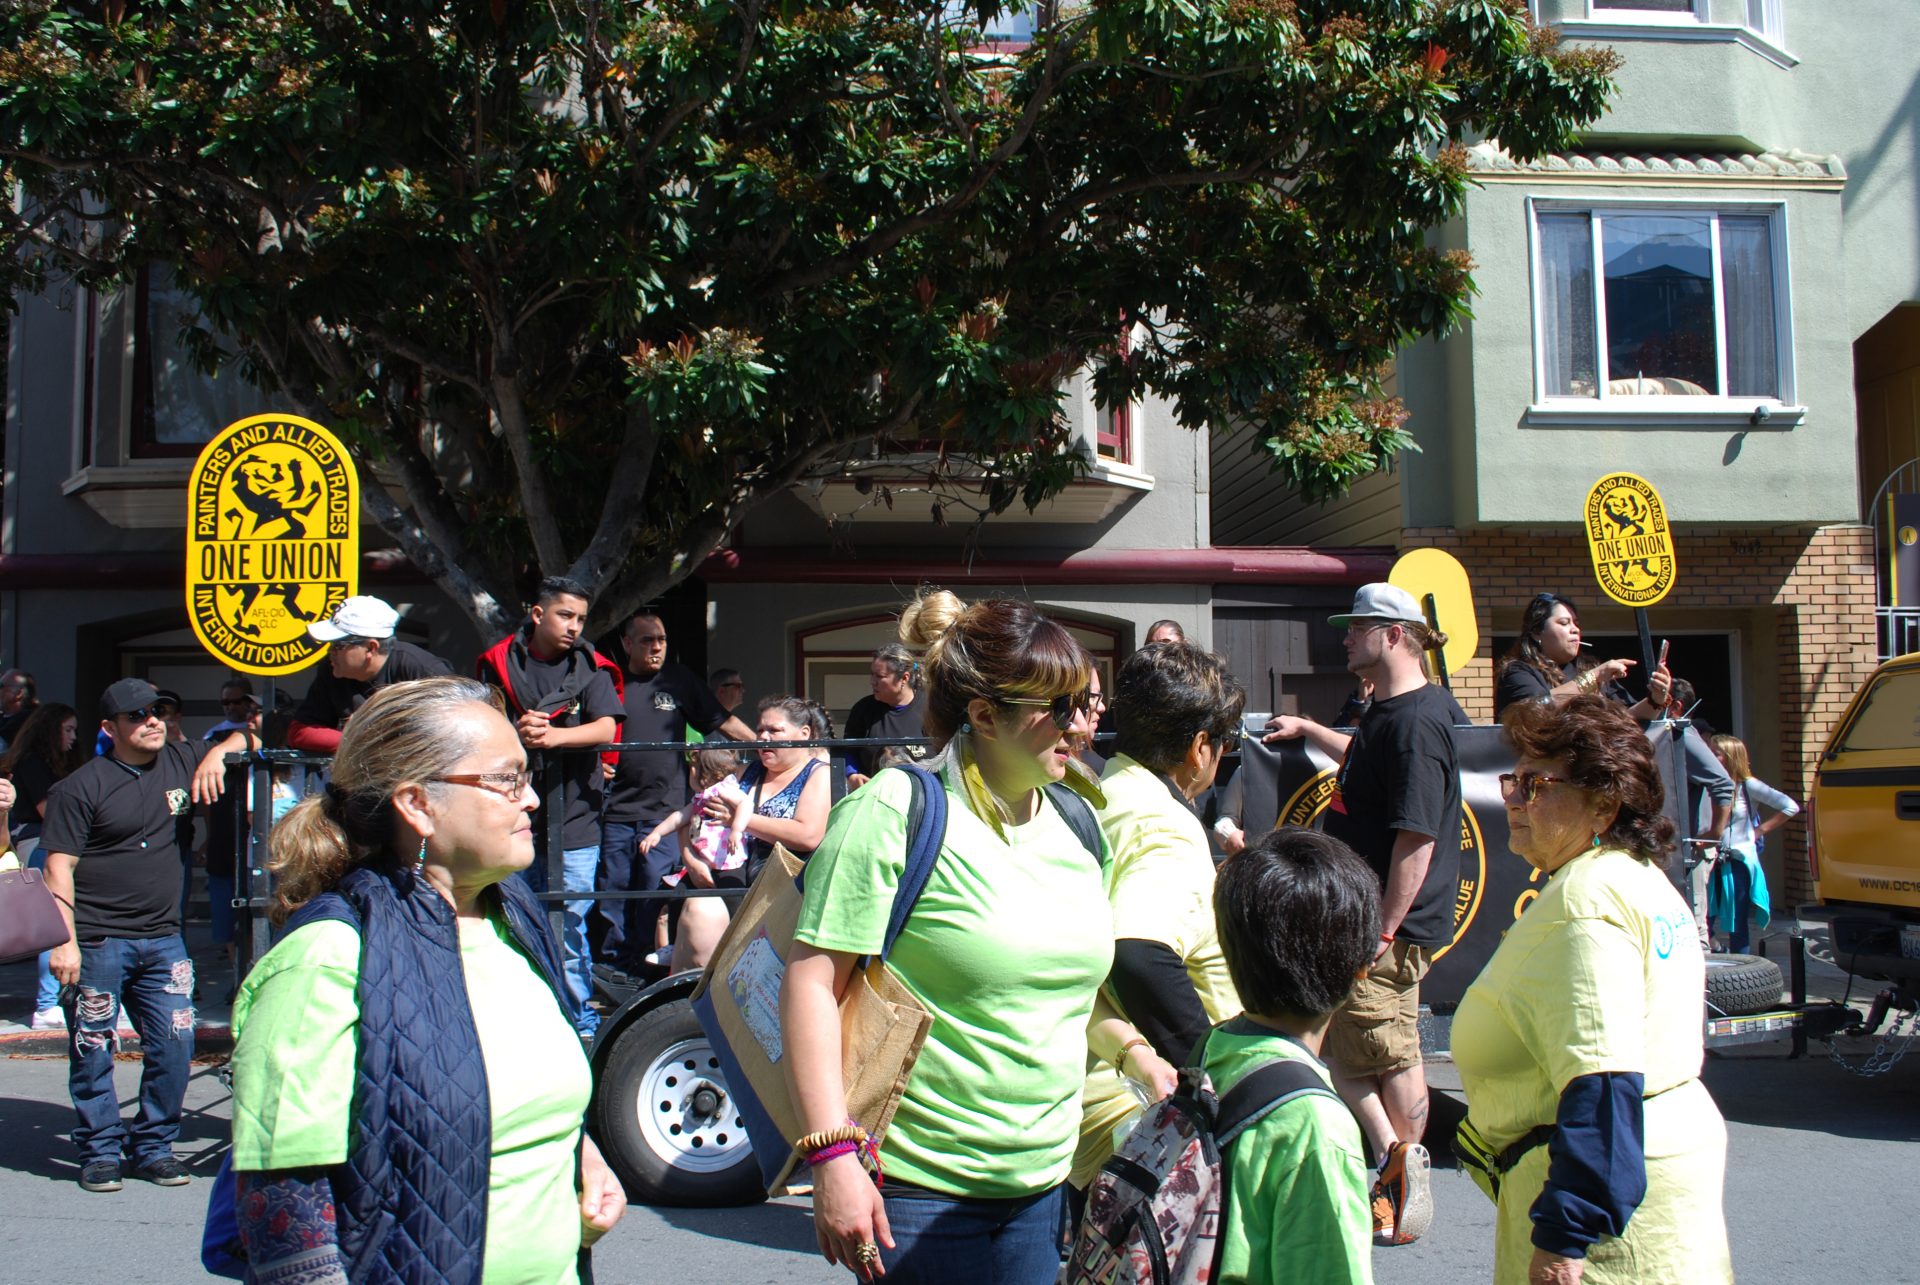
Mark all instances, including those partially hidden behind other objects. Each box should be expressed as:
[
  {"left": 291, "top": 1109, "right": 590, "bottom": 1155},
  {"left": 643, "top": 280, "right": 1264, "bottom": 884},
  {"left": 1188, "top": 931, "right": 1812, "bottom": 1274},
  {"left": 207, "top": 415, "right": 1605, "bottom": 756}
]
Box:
[
  {"left": 1452, "top": 695, "right": 1730, "bottom": 1285},
  {"left": 226, "top": 677, "right": 624, "bottom": 1284},
  {"left": 782, "top": 589, "right": 1122, "bottom": 1284}
]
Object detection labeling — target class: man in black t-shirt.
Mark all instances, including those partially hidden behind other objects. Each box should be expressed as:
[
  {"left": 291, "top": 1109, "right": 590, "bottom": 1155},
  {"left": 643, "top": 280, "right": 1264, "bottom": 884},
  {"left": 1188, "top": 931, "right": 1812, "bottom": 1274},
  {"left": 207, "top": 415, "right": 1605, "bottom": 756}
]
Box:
[
  {"left": 1261, "top": 583, "right": 1462, "bottom": 1247},
  {"left": 598, "top": 612, "right": 753, "bottom": 969},
  {"left": 42, "top": 678, "right": 226, "bottom": 1194},
  {"left": 477, "top": 577, "right": 625, "bottom": 1036},
  {"left": 284, "top": 596, "right": 455, "bottom": 753}
]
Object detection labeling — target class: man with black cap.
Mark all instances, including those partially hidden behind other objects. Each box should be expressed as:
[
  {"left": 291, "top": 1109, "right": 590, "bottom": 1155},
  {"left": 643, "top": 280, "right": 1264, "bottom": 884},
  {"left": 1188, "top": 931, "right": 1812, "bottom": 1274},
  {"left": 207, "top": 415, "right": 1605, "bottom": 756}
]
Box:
[
  {"left": 40, "top": 678, "right": 230, "bottom": 1193},
  {"left": 1262, "top": 582, "right": 1464, "bottom": 1249}
]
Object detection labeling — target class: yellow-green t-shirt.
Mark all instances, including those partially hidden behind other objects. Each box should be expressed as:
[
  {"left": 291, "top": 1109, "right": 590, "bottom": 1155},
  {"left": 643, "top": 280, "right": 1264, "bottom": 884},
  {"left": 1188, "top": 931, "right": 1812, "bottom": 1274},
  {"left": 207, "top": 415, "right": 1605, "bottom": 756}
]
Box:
[
  {"left": 231, "top": 913, "right": 592, "bottom": 1285},
  {"left": 1204, "top": 1019, "right": 1373, "bottom": 1285},
  {"left": 1073, "top": 755, "right": 1242, "bottom": 1188},
  {"left": 1451, "top": 847, "right": 1711, "bottom": 1157},
  {"left": 794, "top": 760, "right": 1114, "bottom": 1197}
]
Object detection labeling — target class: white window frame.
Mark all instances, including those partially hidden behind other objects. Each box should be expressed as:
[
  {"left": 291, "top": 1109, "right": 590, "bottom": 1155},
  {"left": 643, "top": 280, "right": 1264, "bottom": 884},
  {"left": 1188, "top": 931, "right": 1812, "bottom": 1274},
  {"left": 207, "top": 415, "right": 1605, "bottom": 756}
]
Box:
[
  {"left": 1547, "top": 0, "right": 1795, "bottom": 67},
  {"left": 1526, "top": 196, "right": 1804, "bottom": 426}
]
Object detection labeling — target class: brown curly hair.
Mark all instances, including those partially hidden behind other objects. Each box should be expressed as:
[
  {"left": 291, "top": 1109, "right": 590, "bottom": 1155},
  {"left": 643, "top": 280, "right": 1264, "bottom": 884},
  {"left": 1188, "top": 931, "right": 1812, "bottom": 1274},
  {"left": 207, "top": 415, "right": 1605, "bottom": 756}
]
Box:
[{"left": 1502, "top": 693, "right": 1675, "bottom": 860}]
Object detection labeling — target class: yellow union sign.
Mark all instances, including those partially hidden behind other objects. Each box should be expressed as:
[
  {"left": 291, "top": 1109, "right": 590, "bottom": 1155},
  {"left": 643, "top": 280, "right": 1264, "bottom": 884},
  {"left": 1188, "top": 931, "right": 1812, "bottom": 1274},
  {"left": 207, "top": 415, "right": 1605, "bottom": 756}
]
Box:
[
  {"left": 1583, "top": 471, "right": 1677, "bottom": 608},
  {"left": 185, "top": 413, "right": 359, "bottom": 675}
]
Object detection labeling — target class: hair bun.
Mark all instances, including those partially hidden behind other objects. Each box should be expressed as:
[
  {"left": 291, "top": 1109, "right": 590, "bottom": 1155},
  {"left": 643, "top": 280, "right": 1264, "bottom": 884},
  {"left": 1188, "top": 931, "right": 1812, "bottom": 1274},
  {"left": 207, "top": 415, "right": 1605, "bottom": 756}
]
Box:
[{"left": 899, "top": 587, "right": 965, "bottom": 650}]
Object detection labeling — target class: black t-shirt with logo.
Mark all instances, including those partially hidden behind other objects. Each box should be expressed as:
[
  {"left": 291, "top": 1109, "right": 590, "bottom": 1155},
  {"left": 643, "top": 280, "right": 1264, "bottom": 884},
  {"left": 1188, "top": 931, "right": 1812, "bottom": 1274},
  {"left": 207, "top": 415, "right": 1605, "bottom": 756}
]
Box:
[
  {"left": 293, "top": 640, "right": 455, "bottom": 730},
  {"left": 8, "top": 754, "right": 59, "bottom": 836},
  {"left": 605, "top": 662, "right": 730, "bottom": 824},
  {"left": 40, "top": 740, "right": 200, "bottom": 939},
  {"left": 515, "top": 652, "right": 625, "bottom": 852},
  {"left": 842, "top": 694, "right": 930, "bottom": 777},
  {"left": 1322, "top": 683, "right": 1465, "bottom": 949}
]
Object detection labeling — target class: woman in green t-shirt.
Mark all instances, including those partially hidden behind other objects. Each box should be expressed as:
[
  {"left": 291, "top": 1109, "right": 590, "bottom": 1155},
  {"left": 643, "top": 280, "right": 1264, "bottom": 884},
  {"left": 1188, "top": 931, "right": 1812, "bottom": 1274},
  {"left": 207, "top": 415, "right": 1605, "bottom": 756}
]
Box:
[
  {"left": 782, "top": 589, "right": 1129, "bottom": 1284},
  {"left": 228, "top": 677, "right": 626, "bottom": 1284}
]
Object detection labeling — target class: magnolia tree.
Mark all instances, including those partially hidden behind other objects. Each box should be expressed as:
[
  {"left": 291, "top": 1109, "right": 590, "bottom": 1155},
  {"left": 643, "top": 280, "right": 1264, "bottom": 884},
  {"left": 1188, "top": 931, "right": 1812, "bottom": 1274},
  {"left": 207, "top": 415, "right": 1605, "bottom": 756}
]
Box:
[{"left": 0, "top": 0, "right": 1614, "bottom": 634}]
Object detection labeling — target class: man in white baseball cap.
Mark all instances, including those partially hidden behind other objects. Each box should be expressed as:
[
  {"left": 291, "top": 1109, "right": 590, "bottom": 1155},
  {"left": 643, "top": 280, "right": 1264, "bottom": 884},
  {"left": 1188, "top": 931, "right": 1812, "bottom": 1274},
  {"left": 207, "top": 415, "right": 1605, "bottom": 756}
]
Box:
[
  {"left": 1261, "top": 581, "right": 1466, "bottom": 1248},
  {"left": 288, "top": 596, "right": 453, "bottom": 751}
]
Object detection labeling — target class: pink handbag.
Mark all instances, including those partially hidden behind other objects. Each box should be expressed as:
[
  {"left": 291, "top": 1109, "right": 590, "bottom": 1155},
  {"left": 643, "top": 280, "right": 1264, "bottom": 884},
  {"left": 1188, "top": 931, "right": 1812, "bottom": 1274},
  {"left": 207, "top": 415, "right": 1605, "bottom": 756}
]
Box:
[{"left": 0, "top": 855, "right": 71, "bottom": 965}]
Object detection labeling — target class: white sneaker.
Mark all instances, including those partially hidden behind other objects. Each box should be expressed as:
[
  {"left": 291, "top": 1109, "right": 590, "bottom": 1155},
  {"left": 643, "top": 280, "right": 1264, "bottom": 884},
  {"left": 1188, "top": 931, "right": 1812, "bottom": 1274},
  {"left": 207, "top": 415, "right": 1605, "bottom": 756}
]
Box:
[{"left": 30, "top": 1007, "right": 67, "bottom": 1030}]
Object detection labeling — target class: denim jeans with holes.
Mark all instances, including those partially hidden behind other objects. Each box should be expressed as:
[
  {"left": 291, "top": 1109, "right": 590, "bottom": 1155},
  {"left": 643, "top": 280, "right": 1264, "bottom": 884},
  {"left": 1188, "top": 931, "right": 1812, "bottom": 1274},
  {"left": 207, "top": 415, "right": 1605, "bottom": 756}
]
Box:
[{"left": 63, "top": 933, "right": 195, "bottom": 1166}]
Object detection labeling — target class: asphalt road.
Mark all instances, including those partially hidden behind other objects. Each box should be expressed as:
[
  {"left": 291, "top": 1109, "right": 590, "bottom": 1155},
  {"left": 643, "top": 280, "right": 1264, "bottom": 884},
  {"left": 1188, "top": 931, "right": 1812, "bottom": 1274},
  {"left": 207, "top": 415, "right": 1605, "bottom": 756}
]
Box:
[{"left": 2, "top": 1036, "right": 1917, "bottom": 1285}]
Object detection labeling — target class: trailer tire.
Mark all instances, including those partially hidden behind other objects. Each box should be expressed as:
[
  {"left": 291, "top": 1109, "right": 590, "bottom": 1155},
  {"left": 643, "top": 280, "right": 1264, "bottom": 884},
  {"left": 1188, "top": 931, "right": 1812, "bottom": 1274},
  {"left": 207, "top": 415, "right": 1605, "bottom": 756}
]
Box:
[
  {"left": 1705, "top": 953, "right": 1783, "bottom": 1016},
  {"left": 591, "top": 995, "right": 764, "bottom": 1207}
]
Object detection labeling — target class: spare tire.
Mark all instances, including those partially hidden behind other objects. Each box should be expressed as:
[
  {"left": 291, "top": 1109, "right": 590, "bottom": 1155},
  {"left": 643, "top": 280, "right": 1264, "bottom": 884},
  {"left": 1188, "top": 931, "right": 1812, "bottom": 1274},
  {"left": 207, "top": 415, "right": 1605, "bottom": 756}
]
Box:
[{"left": 1705, "top": 953, "right": 1783, "bottom": 1016}]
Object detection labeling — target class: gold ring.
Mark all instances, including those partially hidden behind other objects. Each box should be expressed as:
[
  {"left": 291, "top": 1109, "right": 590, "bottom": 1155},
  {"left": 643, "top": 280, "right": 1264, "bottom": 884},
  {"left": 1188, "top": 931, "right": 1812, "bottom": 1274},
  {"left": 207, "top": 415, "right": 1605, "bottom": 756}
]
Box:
[{"left": 854, "top": 1242, "right": 881, "bottom": 1266}]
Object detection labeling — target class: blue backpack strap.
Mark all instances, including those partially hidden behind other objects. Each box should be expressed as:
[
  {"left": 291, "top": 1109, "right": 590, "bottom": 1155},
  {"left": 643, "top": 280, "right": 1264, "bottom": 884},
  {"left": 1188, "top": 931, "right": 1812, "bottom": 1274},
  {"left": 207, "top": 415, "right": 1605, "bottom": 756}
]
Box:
[
  {"left": 879, "top": 764, "right": 947, "bottom": 961},
  {"left": 1043, "top": 781, "right": 1105, "bottom": 867}
]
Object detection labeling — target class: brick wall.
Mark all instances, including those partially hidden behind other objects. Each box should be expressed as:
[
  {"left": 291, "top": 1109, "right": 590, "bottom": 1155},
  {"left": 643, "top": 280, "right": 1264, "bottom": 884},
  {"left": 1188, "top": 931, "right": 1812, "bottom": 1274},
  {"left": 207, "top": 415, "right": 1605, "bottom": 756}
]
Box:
[{"left": 1401, "top": 524, "right": 1879, "bottom": 906}]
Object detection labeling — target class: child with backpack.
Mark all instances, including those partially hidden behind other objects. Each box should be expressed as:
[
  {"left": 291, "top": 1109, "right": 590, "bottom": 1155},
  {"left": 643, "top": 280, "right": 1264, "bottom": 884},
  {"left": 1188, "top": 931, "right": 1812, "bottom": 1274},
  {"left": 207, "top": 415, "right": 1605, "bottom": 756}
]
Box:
[
  {"left": 1066, "top": 827, "right": 1379, "bottom": 1285},
  {"left": 1206, "top": 827, "right": 1380, "bottom": 1284}
]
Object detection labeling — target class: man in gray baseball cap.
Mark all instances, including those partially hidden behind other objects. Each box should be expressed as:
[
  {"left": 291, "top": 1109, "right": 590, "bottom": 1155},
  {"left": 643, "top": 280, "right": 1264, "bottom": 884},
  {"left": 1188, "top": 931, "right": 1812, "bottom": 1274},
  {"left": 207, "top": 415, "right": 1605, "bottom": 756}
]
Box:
[{"left": 1261, "top": 581, "right": 1465, "bottom": 1246}]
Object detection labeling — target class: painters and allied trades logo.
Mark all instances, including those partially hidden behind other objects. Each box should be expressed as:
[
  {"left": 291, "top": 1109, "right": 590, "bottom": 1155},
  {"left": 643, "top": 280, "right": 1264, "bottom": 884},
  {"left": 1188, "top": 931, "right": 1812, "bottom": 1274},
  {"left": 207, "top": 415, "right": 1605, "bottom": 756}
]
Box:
[
  {"left": 1279, "top": 769, "right": 1487, "bottom": 961},
  {"left": 1583, "top": 472, "right": 1677, "bottom": 608},
  {"left": 185, "top": 414, "right": 359, "bottom": 675}
]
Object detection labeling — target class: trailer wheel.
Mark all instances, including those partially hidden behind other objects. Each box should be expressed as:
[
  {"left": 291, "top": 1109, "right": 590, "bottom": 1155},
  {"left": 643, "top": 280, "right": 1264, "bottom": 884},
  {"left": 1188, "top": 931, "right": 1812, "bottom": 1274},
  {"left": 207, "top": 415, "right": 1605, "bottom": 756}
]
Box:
[
  {"left": 591, "top": 995, "right": 764, "bottom": 1207},
  {"left": 1705, "top": 953, "right": 1783, "bottom": 1016}
]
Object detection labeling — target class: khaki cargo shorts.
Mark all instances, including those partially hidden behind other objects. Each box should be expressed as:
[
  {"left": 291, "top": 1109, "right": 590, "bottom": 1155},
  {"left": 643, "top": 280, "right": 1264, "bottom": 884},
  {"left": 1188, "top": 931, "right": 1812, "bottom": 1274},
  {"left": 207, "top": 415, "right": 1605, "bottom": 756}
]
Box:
[{"left": 1325, "top": 940, "right": 1433, "bottom": 1077}]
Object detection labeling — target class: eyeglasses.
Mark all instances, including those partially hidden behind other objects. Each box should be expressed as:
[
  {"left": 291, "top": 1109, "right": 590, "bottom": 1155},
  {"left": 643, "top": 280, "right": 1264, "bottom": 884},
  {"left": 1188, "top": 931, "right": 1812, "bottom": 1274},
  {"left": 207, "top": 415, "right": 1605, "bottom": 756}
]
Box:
[
  {"left": 329, "top": 638, "right": 373, "bottom": 654},
  {"left": 433, "top": 769, "right": 536, "bottom": 799},
  {"left": 1216, "top": 727, "right": 1242, "bottom": 754},
  {"left": 1498, "top": 772, "right": 1572, "bottom": 805},
  {"left": 116, "top": 706, "right": 163, "bottom": 723},
  {"left": 1000, "top": 689, "right": 1092, "bottom": 731}
]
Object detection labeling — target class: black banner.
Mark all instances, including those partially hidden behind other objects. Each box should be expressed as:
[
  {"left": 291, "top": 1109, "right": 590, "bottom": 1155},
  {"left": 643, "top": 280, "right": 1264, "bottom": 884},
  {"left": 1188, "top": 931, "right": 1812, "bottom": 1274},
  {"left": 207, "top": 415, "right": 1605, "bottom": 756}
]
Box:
[{"left": 1233, "top": 722, "right": 1691, "bottom": 1009}]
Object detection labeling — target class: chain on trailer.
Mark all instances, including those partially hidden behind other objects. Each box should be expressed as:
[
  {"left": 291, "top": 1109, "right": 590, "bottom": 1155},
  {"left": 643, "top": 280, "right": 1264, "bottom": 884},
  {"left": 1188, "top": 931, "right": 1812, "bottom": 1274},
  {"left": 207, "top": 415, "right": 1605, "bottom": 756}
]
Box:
[{"left": 1824, "top": 1000, "right": 1920, "bottom": 1077}]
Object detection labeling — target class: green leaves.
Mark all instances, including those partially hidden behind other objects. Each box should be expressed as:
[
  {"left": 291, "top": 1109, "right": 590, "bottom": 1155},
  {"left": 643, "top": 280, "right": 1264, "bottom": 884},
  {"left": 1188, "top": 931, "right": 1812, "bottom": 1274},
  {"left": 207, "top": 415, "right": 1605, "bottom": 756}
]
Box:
[{"left": 0, "top": 0, "right": 1613, "bottom": 627}]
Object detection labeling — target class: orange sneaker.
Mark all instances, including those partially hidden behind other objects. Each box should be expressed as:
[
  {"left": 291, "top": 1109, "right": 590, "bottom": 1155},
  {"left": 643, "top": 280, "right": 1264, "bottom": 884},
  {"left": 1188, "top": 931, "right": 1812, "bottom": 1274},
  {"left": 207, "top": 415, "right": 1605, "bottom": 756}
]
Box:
[{"left": 1372, "top": 1140, "right": 1433, "bottom": 1245}]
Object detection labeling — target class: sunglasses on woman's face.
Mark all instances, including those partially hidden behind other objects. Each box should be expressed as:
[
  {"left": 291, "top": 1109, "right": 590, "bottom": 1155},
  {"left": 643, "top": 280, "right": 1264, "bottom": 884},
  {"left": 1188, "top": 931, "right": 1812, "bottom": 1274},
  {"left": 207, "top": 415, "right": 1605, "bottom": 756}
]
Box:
[
  {"left": 999, "top": 689, "right": 1092, "bottom": 731},
  {"left": 1498, "top": 771, "right": 1571, "bottom": 805}
]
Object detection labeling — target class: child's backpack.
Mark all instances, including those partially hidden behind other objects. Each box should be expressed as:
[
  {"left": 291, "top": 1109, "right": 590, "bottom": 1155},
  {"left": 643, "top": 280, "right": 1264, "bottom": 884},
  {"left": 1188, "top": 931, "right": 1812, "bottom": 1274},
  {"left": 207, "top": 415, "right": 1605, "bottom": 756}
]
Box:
[{"left": 1065, "top": 1045, "right": 1339, "bottom": 1285}]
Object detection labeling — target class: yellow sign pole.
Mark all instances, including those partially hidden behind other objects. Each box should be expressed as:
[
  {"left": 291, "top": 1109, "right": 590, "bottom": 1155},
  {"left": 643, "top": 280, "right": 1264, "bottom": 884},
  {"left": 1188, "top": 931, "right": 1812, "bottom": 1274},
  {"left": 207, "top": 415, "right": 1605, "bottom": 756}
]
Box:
[
  {"left": 185, "top": 413, "right": 361, "bottom": 675},
  {"left": 1582, "top": 471, "right": 1678, "bottom": 682}
]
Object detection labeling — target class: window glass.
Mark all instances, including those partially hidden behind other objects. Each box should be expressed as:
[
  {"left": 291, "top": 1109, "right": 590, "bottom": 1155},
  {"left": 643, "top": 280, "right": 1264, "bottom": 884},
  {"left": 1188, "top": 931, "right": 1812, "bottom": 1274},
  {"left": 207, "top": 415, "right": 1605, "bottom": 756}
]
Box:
[
  {"left": 1601, "top": 214, "right": 1718, "bottom": 396},
  {"left": 1719, "top": 215, "right": 1778, "bottom": 398},
  {"left": 1594, "top": 0, "right": 1696, "bottom": 12},
  {"left": 136, "top": 270, "right": 259, "bottom": 453},
  {"left": 1538, "top": 213, "right": 1598, "bottom": 398},
  {"left": 1832, "top": 670, "right": 1920, "bottom": 754}
]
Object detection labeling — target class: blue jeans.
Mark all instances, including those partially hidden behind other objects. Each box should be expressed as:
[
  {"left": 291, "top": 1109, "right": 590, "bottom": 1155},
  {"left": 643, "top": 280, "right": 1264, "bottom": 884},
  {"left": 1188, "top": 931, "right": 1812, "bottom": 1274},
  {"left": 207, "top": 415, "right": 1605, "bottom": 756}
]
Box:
[
  {"left": 63, "top": 933, "right": 195, "bottom": 1166},
  {"left": 595, "top": 820, "right": 678, "bottom": 965},
  {"left": 518, "top": 844, "right": 600, "bottom": 1038},
  {"left": 24, "top": 842, "right": 58, "bottom": 1010},
  {"left": 879, "top": 1182, "right": 1066, "bottom": 1285}
]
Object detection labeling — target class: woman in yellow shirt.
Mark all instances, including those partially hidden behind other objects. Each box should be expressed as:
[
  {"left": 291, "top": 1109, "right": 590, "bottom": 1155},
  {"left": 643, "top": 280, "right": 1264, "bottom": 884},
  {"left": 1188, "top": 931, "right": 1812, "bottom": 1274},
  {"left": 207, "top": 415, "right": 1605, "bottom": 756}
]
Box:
[{"left": 1453, "top": 696, "right": 1731, "bottom": 1284}]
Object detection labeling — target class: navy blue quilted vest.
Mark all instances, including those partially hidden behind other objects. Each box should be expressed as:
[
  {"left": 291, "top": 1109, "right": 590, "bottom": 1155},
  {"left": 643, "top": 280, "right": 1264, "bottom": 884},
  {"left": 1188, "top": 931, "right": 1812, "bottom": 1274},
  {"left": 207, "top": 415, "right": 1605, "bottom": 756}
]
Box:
[{"left": 284, "top": 865, "right": 576, "bottom": 1284}]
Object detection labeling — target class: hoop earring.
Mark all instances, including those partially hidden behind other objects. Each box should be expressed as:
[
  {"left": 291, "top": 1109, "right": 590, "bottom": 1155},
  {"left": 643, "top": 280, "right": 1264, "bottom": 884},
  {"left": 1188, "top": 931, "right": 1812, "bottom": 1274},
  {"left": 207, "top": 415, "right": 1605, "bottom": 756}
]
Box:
[{"left": 413, "top": 837, "right": 428, "bottom": 875}]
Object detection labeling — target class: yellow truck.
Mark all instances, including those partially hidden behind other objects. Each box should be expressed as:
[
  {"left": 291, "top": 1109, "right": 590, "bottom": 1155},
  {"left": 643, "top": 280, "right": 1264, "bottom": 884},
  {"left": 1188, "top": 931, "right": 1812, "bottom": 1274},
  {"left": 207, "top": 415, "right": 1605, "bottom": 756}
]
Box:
[{"left": 1802, "top": 650, "right": 1920, "bottom": 1010}]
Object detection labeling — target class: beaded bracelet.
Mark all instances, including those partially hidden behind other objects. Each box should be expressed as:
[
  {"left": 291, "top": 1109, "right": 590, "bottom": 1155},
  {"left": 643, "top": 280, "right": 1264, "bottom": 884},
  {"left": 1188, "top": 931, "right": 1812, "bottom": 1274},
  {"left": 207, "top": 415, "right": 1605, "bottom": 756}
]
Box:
[
  {"left": 796, "top": 1119, "right": 869, "bottom": 1156},
  {"left": 804, "top": 1128, "right": 885, "bottom": 1186}
]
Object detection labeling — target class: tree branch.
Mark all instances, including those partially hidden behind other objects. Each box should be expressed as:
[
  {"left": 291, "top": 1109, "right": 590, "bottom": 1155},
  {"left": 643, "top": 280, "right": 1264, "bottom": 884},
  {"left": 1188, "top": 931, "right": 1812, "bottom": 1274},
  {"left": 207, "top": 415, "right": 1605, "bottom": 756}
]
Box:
[{"left": 565, "top": 407, "right": 660, "bottom": 598}]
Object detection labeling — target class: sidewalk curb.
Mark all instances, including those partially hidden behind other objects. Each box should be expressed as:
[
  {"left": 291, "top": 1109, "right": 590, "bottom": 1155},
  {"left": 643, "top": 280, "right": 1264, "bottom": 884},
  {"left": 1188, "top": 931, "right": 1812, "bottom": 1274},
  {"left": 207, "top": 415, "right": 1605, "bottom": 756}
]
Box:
[{"left": 0, "top": 1023, "right": 234, "bottom": 1058}]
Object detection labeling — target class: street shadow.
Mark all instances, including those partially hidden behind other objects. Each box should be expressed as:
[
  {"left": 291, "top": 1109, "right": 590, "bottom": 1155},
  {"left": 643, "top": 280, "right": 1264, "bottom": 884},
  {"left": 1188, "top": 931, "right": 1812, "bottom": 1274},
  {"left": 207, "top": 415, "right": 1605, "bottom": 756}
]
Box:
[
  {"left": 0, "top": 1064, "right": 232, "bottom": 1183},
  {"left": 1702, "top": 1052, "right": 1920, "bottom": 1143},
  {"left": 650, "top": 1197, "right": 830, "bottom": 1254}
]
